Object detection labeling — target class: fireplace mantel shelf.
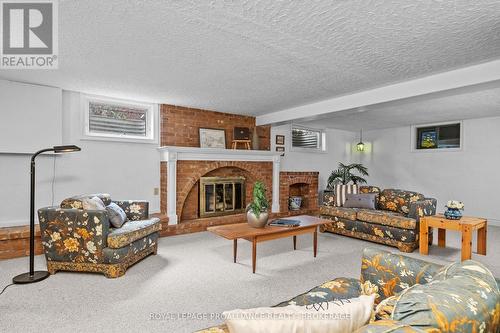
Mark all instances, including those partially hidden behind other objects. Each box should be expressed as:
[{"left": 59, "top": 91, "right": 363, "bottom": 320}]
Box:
[
  {"left": 158, "top": 146, "right": 282, "bottom": 162},
  {"left": 158, "top": 146, "right": 281, "bottom": 224}
]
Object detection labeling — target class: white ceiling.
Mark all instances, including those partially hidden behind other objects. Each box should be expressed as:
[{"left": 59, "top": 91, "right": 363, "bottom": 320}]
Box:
[
  {"left": 1, "top": 0, "right": 500, "bottom": 117},
  {"left": 302, "top": 82, "right": 500, "bottom": 131}
]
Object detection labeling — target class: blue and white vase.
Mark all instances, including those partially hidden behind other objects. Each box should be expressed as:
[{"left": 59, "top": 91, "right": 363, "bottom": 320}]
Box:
[
  {"left": 444, "top": 207, "right": 462, "bottom": 220},
  {"left": 289, "top": 196, "right": 303, "bottom": 211}
]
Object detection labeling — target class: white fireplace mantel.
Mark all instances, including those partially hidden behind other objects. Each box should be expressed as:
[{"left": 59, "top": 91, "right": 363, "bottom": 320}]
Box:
[{"left": 158, "top": 146, "right": 282, "bottom": 224}]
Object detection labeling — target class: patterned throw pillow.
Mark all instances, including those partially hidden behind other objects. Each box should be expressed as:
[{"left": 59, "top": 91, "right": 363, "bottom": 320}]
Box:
[
  {"left": 106, "top": 202, "right": 128, "bottom": 228},
  {"left": 335, "top": 184, "right": 358, "bottom": 207},
  {"left": 81, "top": 196, "right": 106, "bottom": 210}
]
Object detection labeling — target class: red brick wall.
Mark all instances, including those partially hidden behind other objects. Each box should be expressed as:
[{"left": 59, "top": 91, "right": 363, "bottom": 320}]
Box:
[
  {"left": 280, "top": 171, "right": 319, "bottom": 214},
  {"left": 160, "top": 104, "right": 270, "bottom": 150}
]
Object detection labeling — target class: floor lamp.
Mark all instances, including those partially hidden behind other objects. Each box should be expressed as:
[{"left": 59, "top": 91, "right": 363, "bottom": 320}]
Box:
[{"left": 13, "top": 145, "right": 81, "bottom": 284}]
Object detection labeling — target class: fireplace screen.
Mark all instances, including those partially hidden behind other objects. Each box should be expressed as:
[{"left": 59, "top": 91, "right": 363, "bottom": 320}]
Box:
[{"left": 199, "top": 177, "right": 245, "bottom": 218}]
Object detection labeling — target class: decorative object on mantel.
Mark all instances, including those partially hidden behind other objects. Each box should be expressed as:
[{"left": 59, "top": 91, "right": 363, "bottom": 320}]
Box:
[
  {"left": 288, "top": 196, "right": 303, "bottom": 211},
  {"left": 276, "top": 135, "right": 285, "bottom": 145},
  {"left": 327, "top": 163, "right": 369, "bottom": 206},
  {"left": 252, "top": 127, "right": 260, "bottom": 150},
  {"left": 444, "top": 200, "right": 464, "bottom": 220},
  {"left": 199, "top": 128, "right": 226, "bottom": 148},
  {"left": 12, "top": 145, "right": 81, "bottom": 285},
  {"left": 231, "top": 127, "right": 251, "bottom": 149},
  {"left": 356, "top": 129, "right": 365, "bottom": 152},
  {"left": 246, "top": 181, "right": 269, "bottom": 228}
]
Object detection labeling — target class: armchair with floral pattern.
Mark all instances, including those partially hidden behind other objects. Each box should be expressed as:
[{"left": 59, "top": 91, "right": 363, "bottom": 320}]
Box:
[{"left": 38, "top": 193, "right": 161, "bottom": 278}]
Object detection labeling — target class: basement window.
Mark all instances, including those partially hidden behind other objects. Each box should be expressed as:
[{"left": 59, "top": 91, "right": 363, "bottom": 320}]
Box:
[
  {"left": 414, "top": 122, "right": 461, "bottom": 150},
  {"left": 82, "top": 95, "right": 157, "bottom": 143},
  {"left": 291, "top": 125, "right": 326, "bottom": 152}
]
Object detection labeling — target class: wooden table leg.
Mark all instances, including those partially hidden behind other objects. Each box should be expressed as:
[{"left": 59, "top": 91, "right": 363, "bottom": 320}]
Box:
[
  {"left": 233, "top": 239, "right": 237, "bottom": 263},
  {"left": 419, "top": 218, "right": 429, "bottom": 255},
  {"left": 477, "top": 224, "right": 487, "bottom": 255},
  {"left": 313, "top": 229, "right": 317, "bottom": 257},
  {"left": 293, "top": 236, "right": 297, "bottom": 250},
  {"left": 252, "top": 238, "right": 257, "bottom": 273},
  {"left": 438, "top": 228, "right": 446, "bottom": 247},
  {"left": 461, "top": 225, "right": 472, "bottom": 261}
]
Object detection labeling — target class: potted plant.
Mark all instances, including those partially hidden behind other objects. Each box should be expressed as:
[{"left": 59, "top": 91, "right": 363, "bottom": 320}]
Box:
[
  {"left": 444, "top": 200, "right": 464, "bottom": 220},
  {"left": 246, "top": 181, "right": 269, "bottom": 228},
  {"left": 324, "top": 163, "right": 369, "bottom": 206},
  {"left": 327, "top": 162, "right": 369, "bottom": 189}
]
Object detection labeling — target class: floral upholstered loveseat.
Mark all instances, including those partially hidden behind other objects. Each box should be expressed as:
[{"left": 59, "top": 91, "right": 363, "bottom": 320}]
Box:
[
  {"left": 320, "top": 187, "right": 436, "bottom": 252},
  {"left": 197, "top": 248, "right": 500, "bottom": 333},
  {"left": 38, "top": 193, "right": 161, "bottom": 278}
]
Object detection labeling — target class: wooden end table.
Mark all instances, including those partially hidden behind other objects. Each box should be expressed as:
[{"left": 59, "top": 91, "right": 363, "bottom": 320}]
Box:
[
  {"left": 207, "top": 215, "right": 331, "bottom": 273},
  {"left": 419, "top": 214, "right": 487, "bottom": 261}
]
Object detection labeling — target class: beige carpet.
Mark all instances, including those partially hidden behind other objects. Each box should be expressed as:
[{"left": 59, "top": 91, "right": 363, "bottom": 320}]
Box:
[{"left": 0, "top": 225, "right": 498, "bottom": 333}]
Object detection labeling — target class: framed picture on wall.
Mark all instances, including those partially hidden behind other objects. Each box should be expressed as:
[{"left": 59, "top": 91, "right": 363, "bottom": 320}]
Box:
[
  {"left": 276, "top": 135, "right": 285, "bottom": 145},
  {"left": 199, "top": 128, "right": 226, "bottom": 148},
  {"left": 276, "top": 146, "right": 285, "bottom": 156}
]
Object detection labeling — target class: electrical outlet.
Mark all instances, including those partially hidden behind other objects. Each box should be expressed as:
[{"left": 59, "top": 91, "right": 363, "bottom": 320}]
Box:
[{"left": 154, "top": 187, "right": 159, "bottom": 195}]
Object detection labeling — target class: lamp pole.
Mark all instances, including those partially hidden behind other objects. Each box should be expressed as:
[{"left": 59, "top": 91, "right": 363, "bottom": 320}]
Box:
[{"left": 13, "top": 145, "right": 80, "bottom": 284}]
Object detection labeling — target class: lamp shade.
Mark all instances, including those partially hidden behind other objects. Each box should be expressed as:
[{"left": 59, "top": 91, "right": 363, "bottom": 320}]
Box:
[{"left": 53, "top": 145, "right": 81, "bottom": 153}]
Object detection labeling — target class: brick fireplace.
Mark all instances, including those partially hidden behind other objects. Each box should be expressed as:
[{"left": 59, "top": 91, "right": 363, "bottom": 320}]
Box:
[{"left": 159, "top": 146, "right": 280, "bottom": 224}]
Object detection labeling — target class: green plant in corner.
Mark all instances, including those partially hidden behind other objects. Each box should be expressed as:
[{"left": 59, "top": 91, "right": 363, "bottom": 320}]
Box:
[
  {"left": 327, "top": 162, "right": 369, "bottom": 190},
  {"left": 247, "top": 181, "right": 269, "bottom": 218}
]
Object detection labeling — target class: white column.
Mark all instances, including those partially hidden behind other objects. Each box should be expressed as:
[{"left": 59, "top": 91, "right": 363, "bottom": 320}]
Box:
[
  {"left": 271, "top": 155, "right": 281, "bottom": 213},
  {"left": 166, "top": 151, "right": 178, "bottom": 224}
]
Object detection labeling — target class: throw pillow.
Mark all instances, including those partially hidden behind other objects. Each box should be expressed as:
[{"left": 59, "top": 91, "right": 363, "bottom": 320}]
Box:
[
  {"left": 81, "top": 196, "right": 106, "bottom": 211},
  {"left": 335, "top": 184, "right": 358, "bottom": 207},
  {"left": 392, "top": 260, "right": 500, "bottom": 332},
  {"left": 343, "top": 193, "right": 377, "bottom": 209},
  {"left": 106, "top": 202, "right": 128, "bottom": 228},
  {"left": 224, "top": 295, "right": 375, "bottom": 333}
]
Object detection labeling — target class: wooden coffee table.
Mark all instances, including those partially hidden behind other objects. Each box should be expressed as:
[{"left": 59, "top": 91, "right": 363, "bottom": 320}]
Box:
[
  {"left": 207, "top": 215, "right": 331, "bottom": 273},
  {"left": 420, "top": 214, "right": 487, "bottom": 261}
]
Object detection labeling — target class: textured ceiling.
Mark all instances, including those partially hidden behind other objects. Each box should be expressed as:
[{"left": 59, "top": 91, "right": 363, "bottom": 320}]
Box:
[
  {"left": 302, "top": 82, "right": 500, "bottom": 131},
  {"left": 1, "top": 0, "right": 500, "bottom": 115}
]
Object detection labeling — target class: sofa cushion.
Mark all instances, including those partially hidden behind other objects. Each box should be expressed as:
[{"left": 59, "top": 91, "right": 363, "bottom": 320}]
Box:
[
  {"left": 393, "top": 260, "right": 500, "bottom": 332},
  {"left": 107, "top": 217, "right": 161, "bottom": 249},
  {"left": 61, "top": 193, "right": 112, "bottom": 209},
  {"left": 344, "top": 193, "right": 377, "bottom": 210},
  {"left": 357, "top": 209, "right": 417, "bottom": 230},
  {"left": 319, "top": 206, "right": 358, "bottom": 221},
  {"left": 103, "top": 233, "right": 158, "bottom": 264},
  {"left": 106, "top": 202, "right": 128, "bottom": 228},
  {"left": 335, "top": 184, "right": 358, "bottom": 206},
  {"left": 378, "top": 189, "right": 424, "bottom": 215}
]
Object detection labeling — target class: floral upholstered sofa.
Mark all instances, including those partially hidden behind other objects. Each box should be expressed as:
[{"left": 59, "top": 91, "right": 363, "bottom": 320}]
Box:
[
  {"left": 197, "top": 248, "right": 500, "bottom": 333},
  {"left": 320, "top": 187, "right": 437, "bottom": 252},
  {"left": 38, "top": 193, "right": 161, "bottom": 278}
]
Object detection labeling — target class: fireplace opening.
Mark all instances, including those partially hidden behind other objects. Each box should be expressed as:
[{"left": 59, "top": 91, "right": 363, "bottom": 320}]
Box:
[{"left": 199, "top": 177, "right": 246, "bottom": 218}]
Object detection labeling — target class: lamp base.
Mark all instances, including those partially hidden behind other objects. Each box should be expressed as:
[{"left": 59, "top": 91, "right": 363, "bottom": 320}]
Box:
[{"left": 12, "top": 271, "right": 50, "bottom": 284}]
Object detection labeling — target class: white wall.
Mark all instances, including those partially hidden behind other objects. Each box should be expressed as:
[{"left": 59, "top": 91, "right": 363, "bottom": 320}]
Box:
[
  {"left": 0, "top": 79, "right": 62, "bottom": 153},
  {"left": 0, "top": 90, "right": 160, "bottom": 227},
  {"left": 271, "top": 124, "right": 355, "bottom": 190},
  {"left": 354, "top": 116, "right": 500, "bottom": 225}
]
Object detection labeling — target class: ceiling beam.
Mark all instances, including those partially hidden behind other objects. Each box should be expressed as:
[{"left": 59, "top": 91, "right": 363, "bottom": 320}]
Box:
[{"left": 256, "top": 59, "right": 500, "bottom": 125}]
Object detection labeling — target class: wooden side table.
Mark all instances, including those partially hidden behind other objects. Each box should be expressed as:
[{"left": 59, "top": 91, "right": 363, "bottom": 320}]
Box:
[{"left": 420, "top": 214, "right": 487, "bottom": 261}]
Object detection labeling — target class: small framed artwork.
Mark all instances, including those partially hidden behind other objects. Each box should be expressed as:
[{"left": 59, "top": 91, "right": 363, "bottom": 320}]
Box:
[
  {"left": 199, "top": 128, "right": 226, "bottom": 148},
  {"left": 276, "top": 135, "right": 285, "bottom": 145},
  {"left": 276, "top": 146, "right": 285, "bottom": 156}
]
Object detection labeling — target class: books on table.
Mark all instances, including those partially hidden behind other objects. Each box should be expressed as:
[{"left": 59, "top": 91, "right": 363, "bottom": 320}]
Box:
[{"left": 268, "top": 219, "right": 301, "bottom": 227}]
